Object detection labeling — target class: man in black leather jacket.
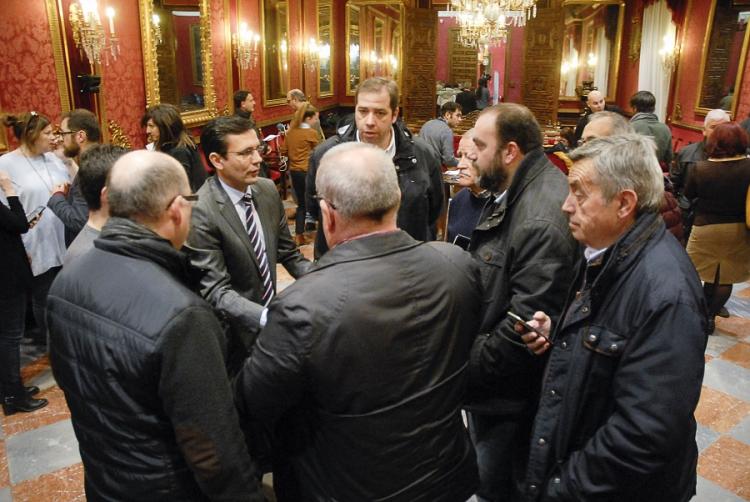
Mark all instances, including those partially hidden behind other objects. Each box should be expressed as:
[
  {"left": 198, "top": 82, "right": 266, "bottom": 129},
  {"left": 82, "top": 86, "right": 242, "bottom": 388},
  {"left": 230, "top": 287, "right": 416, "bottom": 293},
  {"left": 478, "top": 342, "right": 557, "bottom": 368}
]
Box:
[
  {"left": 236, "top": 143, "right": 482, "bottom": 501},
  {"left": 306, "top": 77, "right": 443, "bottom": 258},
  {"left": 466, "top": 104, "right": 579, "bottom": 501},
  {"left": 521, "top": 135, "right": 706, "bottom": 502},
  {"left": 47, "top": 151, "right": 263, "bottom": 501}
]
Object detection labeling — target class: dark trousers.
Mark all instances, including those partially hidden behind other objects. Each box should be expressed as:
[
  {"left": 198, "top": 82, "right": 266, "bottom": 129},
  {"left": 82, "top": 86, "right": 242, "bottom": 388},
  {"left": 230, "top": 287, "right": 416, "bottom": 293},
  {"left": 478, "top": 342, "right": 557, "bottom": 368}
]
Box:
[
  {"left": 290, "top": 171, "right": 307, "bottom": 236},
  {"left": 30, "top": 267, "right": 60, "bottom": 344},
  {"left": 468, "top": 412, "right": 531, "bottom": 502},
  {"left": 0, "top": 291, "right": 27, "bottom": 397}
]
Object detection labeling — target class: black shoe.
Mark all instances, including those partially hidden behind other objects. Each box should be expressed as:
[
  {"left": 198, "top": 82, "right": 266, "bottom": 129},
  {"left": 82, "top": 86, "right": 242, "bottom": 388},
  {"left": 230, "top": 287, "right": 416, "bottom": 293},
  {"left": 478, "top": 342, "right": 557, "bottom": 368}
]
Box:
[
  {"left": 717, "top": 307, "right": 730, "bottom": 318},
  {"left": 2, "top": 395, "right": 48, "bottom": 416},
  {"left": 25, "top": 386, "right": 40, "bottom": 397}
]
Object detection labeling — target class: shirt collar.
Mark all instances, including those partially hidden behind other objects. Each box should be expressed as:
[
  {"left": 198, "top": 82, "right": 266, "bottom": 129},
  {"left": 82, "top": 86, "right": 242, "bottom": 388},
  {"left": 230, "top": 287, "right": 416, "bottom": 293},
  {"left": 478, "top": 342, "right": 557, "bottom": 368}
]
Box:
[
  {"left": 494, "top": 190, "right": 507, "bottom": 204},
  {"left": 356, "top": 126, "right": 396, "bottom": 158},
  {"left": 218, "top": 176, "right": 250, "bottom": 205},
  {"left": 584, "top": 246, "right": 608, "bottom": 263}
]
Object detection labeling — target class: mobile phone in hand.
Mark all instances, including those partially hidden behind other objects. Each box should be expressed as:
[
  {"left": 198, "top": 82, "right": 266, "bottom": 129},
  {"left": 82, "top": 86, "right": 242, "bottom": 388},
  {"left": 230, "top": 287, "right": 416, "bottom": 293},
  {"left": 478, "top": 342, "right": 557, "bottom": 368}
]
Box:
[
  {"left": 27, "top": 206, "right": 46, "bottom": 225},
  {"left": 507, "top": 311, "right": 553, "bottom": 346}
]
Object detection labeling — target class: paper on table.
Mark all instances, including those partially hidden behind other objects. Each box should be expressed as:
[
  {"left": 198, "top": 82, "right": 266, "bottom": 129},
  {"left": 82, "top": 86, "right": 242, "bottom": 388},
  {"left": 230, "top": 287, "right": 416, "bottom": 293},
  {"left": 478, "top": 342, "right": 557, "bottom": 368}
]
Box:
[{"left": 263, "top": 134, "right": 279, "bottom": 142}]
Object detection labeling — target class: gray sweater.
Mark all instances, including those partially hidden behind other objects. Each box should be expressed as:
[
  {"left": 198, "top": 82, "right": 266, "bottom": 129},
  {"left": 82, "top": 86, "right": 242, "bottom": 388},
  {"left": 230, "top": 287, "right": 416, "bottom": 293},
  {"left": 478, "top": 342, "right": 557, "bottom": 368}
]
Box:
[{"left": 419, "top": 118, "right": 458, "bottom": 167}]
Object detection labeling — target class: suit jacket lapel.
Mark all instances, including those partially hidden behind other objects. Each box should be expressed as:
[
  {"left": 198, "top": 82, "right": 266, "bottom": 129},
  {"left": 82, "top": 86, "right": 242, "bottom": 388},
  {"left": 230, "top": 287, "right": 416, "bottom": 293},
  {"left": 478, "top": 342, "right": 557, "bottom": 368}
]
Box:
[
  {"left": 212, "top": 177, "right": 261, "bottom": 270},
  {"left": 249, "top": 183, "right": 276, "bottom": 258}
]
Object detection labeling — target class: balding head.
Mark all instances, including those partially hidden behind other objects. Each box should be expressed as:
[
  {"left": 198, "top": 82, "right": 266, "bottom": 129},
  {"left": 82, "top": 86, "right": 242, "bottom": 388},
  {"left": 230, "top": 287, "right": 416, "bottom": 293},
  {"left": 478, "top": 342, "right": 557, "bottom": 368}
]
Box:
[
  {"left": 108, "top": 150, "right": 189, "bottom": 222},
  {"left": 287, "top": 89, "right": 307, "bottom": 110},
  {"left": 586, "top": 90, "right": 605, "bottom": 113},
  {"left": 581, "top": 111, "right": 633, "bottom": 143}
]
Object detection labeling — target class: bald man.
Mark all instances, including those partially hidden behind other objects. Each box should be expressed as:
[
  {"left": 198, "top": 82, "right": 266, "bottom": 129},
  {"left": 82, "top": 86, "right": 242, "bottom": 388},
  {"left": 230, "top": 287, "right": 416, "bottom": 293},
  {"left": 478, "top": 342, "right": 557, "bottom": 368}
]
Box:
[
  {"left": 573, "top": 90, "right": 624, "bottom": 146},
  {"left": 48, "top": 151, "right": 263, "bottom": 501},
  {"left": 236, "top": 142, "right": 482, "bottom": 501}
]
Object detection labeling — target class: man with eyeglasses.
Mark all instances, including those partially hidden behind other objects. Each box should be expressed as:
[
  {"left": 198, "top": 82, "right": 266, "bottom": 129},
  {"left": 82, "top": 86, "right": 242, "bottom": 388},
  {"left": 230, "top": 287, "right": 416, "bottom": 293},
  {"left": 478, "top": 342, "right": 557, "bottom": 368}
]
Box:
[
  {"left": 47, "top": 108, "right": 102, "bottom": 245},
  {"left": 47, "top": 150, "right": 264, "bottom": 501},
  {"left": 186, "top": 116, "right": 311, "bottom": 375}
]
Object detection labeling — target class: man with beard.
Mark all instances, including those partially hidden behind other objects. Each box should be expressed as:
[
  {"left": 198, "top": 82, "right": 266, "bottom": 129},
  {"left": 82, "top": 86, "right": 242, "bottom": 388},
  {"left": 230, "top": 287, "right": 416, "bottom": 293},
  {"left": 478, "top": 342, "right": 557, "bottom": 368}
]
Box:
[
  {"left": 48, "top": 109, "right": 101, "bottom": 244},
  {"left": 466, "top": 103, "right": 579, "bottom": 501}
]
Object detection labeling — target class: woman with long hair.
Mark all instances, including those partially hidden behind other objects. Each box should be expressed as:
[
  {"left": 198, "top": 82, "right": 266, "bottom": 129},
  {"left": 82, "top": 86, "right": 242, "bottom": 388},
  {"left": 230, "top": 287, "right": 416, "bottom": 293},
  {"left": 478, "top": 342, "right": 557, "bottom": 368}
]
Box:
[
  {"left": 141, "top": 104, "right": 206, "bottom": 191},
  {"left": 685, "top": 122, "right": 750, "bottom": 334},
  {"left": 0, "top": 112, "right": 70, "bottom": 350},
  {"left": 281, "top": 103, "right": 321, "bottom": 245}
]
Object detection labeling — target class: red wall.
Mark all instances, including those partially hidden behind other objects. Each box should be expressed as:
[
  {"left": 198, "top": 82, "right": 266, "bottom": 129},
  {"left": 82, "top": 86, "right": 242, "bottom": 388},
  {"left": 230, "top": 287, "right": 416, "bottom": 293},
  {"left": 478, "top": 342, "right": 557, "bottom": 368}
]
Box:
[{"left": 504, "top": 25, "right": 523, "bottom": 103}]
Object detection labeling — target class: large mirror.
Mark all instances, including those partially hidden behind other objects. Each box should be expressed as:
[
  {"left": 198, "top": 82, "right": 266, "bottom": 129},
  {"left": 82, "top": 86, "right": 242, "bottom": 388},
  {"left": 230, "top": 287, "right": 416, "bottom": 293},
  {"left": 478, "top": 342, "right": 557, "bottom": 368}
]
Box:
[
  {"left": 559, "top": 1, "right": 624, "bottom": 100},
  {"left": 318, "top": 0, "right": 333, "bottom": 97},
  {"left": 696, "top": 0, "right": 750, "bottom": 116},
  {"left": 138, "top": 0, "right": 217, "bottom": 126},
  {"left": 262, "top": 0, "right": 290, "bottom": 106},
  {"left": 346, "top": 1, "right": 402, "bottom": 95},
  {"left": 346, "top": 4, "right": 361, "bottom": 95}
]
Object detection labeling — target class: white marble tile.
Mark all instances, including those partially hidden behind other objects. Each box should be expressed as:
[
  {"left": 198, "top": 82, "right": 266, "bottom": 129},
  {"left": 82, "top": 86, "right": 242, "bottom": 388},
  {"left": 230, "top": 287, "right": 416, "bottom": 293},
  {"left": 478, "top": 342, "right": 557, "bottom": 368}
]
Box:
[
  {"left": 6, "top": 419, "right": 81, "bottom": 484},
  {"left": 705, "top": 334, "right": 738, "bottom": 358},
  {"left": 0, "top": 487, "right": 11, "bottom": 502},
  {"left": 728, "top": 415, "right": 750, "bottom": 446},
  {"left": 702, "top": 359, "right": 750, "bottom": 402},
  {"left": 696, "top": 424, "right": 721, "bottom": 453},
  {"left": 691, "top": 476, "right": 746, "bottom": 502}
]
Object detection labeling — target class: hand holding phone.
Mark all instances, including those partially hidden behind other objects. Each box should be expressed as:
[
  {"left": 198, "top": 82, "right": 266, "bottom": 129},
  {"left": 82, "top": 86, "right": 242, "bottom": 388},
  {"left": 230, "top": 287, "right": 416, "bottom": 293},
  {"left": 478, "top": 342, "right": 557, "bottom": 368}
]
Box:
[
  {"left": 27, "top": 206, "right": 46, "bottom": 227},
  {"left": 507, "top": 311, "right": 553, "bottom": 354}
]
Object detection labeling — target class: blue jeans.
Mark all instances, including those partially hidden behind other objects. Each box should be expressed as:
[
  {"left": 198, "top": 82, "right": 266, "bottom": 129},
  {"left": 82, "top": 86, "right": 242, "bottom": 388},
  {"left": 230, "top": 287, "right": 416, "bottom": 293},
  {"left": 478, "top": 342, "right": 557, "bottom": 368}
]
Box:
[
  {"left": 468, "top": 413, "right": 530, "bottom": 502},
  {"left": 0, "top": 290, "right": 27, "bottom": 397}
]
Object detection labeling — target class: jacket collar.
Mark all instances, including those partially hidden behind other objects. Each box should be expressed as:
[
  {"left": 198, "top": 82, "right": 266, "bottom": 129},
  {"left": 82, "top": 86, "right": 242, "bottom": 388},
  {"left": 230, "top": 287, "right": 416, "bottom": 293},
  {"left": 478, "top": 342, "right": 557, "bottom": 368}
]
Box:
[
  {"left": 339, "top": 121, "right": 417, "bottom": 164},
  {"left": 95, "top": 217, "right": 200, "bottom": 288},
  {"left": 313, "top": 230, "right": 422, "bottom": 271}
]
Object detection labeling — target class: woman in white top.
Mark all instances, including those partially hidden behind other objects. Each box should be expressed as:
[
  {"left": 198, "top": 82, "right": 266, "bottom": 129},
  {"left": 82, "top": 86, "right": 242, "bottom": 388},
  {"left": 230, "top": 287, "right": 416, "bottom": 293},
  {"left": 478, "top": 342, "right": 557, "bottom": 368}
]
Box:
[{"left": 0, "top": 112, "right": 70, "bottom": 345}]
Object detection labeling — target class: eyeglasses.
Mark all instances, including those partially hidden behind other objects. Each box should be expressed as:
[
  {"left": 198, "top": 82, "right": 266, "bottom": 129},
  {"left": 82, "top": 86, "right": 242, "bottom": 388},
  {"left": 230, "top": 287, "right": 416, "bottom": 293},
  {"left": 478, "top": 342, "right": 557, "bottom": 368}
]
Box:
[
  {"left": 166, "top": 193, "right": 199, "bottom": 209},
  {"left": 56, "top": 130, "right": 76, "bottom": 137},
  {"left": 313, "top": 194, "right": 337, "bottom": 210},
  {"left": 227, "top": 143, "right": 267, "bottom": 159}
]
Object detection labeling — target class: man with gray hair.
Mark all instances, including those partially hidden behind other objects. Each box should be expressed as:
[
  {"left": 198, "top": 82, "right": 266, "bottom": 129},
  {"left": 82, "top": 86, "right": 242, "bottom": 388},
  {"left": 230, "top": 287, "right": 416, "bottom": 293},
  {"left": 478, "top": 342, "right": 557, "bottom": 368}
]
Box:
[
  {"left": 520, "top": 134, "right": 706, "bottom": 501},
  {"left": 236, "top": 142, "right": 483, "bottom": 501},
  {"left": 573, "top": 90, "right": 624, "bottom": 146},
  {"left": 47, "top": 151, "right": 263, "bottom": 501},
  {"left": 579, "top": 111, "right": 634, "bottom": 144}
]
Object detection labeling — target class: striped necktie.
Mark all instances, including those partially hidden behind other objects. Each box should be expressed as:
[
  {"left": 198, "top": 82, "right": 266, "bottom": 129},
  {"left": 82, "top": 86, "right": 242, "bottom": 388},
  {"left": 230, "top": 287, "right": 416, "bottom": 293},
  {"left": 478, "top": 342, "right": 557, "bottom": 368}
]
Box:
[{"left": 242, "top": 193, "right": 274, "bottom": 305}]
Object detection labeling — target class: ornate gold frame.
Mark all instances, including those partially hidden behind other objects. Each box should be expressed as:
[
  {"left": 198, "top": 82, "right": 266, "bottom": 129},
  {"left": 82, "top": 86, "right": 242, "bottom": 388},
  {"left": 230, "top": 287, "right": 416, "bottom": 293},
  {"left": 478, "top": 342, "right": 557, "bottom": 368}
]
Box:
[
  {"left": 693, "top": 0, "right": 750, "bottom": 118},
  {"left": 559, "top": 1, "right": 625, "bottom": 101},
  {"left": 138, "top": 0, "right": 217, "bottom": 126},
  {"left": 260, "top": 0, "right": 291, "bottom": 107},
  {"left": 345, "top": 3, "right": 360, "bottom": 96},
  {"left": 317, "top": 0, "right": 334, "bottom": 98}
]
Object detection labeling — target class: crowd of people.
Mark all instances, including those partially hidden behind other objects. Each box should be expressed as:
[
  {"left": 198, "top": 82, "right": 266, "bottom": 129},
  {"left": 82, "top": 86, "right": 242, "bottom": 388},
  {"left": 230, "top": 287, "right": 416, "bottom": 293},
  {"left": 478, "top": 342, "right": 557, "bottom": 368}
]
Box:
[{"left": 0, "top": 76, "right": 748, "bottom": 501}]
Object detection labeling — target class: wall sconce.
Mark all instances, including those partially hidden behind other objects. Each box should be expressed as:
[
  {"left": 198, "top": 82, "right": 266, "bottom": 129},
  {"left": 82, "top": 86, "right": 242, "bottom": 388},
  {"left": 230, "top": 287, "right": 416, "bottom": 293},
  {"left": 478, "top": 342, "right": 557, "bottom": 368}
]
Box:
[
  {"left": 69, "top": 0, "right": 119, "bottom": 65},
  {"left": 303, "top": 37, "right": 321, "bottom": 71},
  {"left": 232, "top": 21, "right": 260, "bottom": 70},
  {"left": 586, "top": 52, "right": 597, "bottom": 67},
  {"left": 151, "top": 13, "right": 163, "bottom": 45},
  {"left": 659, "top": 32, "right": 678, "bottom": 72}
]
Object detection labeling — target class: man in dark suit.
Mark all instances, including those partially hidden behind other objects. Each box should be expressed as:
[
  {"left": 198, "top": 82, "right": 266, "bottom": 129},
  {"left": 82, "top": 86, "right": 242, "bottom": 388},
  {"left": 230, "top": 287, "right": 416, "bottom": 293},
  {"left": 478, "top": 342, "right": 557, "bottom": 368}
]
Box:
[{"left": 186, "top": 116, "right": 311, "bottom": 373}]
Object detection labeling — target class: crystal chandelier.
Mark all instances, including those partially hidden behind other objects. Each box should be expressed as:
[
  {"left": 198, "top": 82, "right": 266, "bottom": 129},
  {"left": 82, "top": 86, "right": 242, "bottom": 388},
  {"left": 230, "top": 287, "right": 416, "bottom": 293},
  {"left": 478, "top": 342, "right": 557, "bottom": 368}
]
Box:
[
  {"left": 450, "top": 0, "right": 538, "bottom": 48},
  {"left": 69, "top": 0, "right": 119, "bottom": 65}
]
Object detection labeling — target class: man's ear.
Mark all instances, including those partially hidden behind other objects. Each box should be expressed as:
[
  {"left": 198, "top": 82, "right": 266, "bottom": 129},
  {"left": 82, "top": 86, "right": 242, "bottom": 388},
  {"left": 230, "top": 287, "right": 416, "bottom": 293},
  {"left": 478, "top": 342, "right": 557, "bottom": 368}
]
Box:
[
  {"left": 208, "top": 152, "right": 223, "bottom": 172},
  {"left": 392, "top": 107, "right": 400, "bottom": 123},
  {"left": 100, "top": 186, "right": 108, "bottom": 209},
  {"left": 617, "top": 190, "right": 638, "bottom": 219},
  {"left": 504, "top": 141, "right": 521, "bottom": 164},
  {"left": 76, "top": 130, "right": 87, "bottom": 145}
]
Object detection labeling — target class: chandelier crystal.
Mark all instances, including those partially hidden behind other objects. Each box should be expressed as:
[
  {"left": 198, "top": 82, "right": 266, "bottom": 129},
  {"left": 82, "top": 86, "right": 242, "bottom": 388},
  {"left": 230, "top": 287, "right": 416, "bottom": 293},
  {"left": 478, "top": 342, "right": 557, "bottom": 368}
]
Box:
[
  {"left": 69, "top": 0, "right": 119, "bottom": 65},
  {"left": 450, "top": 0, "right": 538, "bottom": 49}
]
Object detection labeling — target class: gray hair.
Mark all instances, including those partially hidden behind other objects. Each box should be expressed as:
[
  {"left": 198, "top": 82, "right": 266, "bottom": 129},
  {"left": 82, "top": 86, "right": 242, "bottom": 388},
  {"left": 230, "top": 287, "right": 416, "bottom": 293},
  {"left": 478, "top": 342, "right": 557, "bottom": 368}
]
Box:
[
  {"left": 317, "top": 143, "right": 400, "bottom": 220},
  {"left": 288, "top": 88, "right": 306, "bottom": 102},
  {"left": 568, "top": 134, "right": 664, "bottom": 213},
  {"left": 107, "top": 150, "right": 189, "bottom": 221},
  {"left": 587, "top": 111, "right": 634, "bottom": 136},
  {"left": 704, "top": 108, "right": 730, "bottom": 127}
]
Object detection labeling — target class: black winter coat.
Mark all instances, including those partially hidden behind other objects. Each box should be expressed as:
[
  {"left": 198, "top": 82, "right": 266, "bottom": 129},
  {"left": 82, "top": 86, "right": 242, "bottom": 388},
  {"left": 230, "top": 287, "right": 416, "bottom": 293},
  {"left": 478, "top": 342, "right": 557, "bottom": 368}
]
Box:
[
  {"left": 47, "top": 218, "right": 262, "bottom": 501},
  {"left": 523, "top": 213, "right": 706, "bottom": 502},
  {"left": 236, "top": 230, "right": 482, "bottom": 501},
  {"left": 305, "top": 121, "right": 444, "bottom": 257}
]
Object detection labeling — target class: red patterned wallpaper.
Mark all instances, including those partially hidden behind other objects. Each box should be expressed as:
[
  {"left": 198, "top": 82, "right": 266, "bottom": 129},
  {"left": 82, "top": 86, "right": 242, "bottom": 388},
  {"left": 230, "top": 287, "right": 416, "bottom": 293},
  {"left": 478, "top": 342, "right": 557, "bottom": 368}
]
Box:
[
  {"left": 211, "top": 0, "right": 230, "bottom": 113},
  {"left": 0, "top": 2, "right": 63, "bottom": 126},
  {"left": 100, "top": 0, "right": 147, "bottom": 149}
]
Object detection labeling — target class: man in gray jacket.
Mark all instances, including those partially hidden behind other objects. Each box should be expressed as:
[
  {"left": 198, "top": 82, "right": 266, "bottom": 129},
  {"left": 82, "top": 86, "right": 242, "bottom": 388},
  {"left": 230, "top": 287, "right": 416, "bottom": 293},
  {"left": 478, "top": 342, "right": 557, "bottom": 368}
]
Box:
[
  {"left": 419, "top": 101, "right": 463, "bottom": 166},
  {"left": 630, "top": 90, "right": 673, "bottom": 166},
  {"left": 236, "top": 142, "right": 482, "bottom": 502},
  {"left": 466, "top": 103, "right": 579, "bottom": 501}
]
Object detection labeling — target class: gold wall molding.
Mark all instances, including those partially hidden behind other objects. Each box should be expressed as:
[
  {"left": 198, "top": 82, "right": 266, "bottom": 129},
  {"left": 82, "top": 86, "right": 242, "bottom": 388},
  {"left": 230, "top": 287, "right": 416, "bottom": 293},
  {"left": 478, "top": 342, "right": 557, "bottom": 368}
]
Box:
[
  {"left": 46, "top": 0, "right": 74, "bottom": 114},
  {"left": 108, "top": 120, "right": 133, "bottom": 149}
]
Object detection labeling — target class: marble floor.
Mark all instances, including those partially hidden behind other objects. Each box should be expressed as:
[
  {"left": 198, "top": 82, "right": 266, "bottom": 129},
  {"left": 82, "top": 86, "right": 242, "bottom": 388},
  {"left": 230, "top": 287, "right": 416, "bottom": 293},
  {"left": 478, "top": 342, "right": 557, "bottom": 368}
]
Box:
[{"left": 1, "top": 241, "right": 749, "bottom": 500}]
